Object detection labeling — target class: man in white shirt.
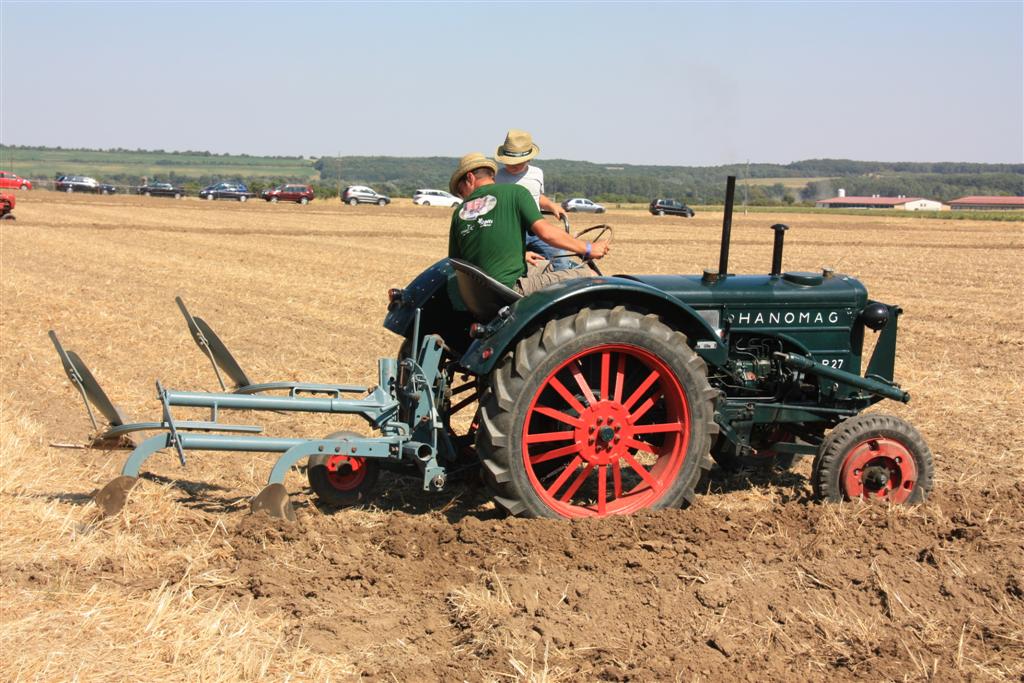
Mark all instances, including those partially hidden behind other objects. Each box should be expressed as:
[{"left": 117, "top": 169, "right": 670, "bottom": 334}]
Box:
[{"left": 494, "top": 129, "right": 572, "bottom": 271}]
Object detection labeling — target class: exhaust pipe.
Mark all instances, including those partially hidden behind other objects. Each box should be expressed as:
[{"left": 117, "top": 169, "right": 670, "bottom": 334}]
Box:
[
  {"left": 770, "top": 223, "right": 789, "bottom": 277},
  {"left": 717, "top": 175, "right": 736, "bottom": 278}
]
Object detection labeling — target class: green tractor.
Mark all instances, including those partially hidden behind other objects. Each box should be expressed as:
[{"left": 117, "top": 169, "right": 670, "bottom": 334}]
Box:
[
  {"left": 386, "top": 176, "right": 932, "bottom": 518},
  {"left": 53, "top": 177, "right": 932, "bottom": 520}
]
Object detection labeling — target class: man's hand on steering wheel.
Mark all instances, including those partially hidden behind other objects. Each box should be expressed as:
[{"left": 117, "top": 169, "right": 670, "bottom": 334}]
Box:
[{"left": 588, "top": 240, "right": 611, "bottom": 259}]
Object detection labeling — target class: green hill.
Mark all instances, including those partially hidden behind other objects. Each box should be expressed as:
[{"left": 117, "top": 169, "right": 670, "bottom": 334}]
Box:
[{"left": 2, "top": 145, "right": 1020, "bottom": 204}]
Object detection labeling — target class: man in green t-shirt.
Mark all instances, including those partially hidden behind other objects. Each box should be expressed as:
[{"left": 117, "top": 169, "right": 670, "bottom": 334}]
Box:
[{"left": 447, "top": 153, "right": 609, "bottom": 295}]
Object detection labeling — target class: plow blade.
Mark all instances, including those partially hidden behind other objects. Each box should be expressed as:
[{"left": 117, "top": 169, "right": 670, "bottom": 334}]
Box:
[
  {"left": 49, "top": 331, "right": 137, "bottom": 447},
  {"left": 250, "top": 483, "right": 296, "bottom": 521},
  {"left": 93, "top": 475, "right": 138, "bottom": 517},
  {"left": 176, "top": 297, "right": 253, "bottom": 390}
]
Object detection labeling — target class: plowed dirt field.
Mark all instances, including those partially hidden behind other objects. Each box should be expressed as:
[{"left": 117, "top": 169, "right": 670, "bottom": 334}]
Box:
[{"left": 2, "top": 193, "right": 1021, "bottom": 681}]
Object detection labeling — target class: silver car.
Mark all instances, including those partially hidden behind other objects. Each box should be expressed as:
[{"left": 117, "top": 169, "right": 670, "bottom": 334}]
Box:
[
  {"left": 562, "top": 197, "right": 605, "bottom": 213},
  {"left": 341, "top": 185, "right": 391, "bottom": 206}
]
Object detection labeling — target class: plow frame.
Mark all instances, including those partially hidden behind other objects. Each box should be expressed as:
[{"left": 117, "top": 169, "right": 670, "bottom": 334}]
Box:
[{"left": 51, "top": 301, "right": 465, "bottom": 517}]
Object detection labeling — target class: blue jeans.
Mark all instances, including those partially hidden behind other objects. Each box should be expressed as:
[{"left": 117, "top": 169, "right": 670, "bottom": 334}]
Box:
[{"left": 526, "top": 232, "right": 575, "bottom": 271}]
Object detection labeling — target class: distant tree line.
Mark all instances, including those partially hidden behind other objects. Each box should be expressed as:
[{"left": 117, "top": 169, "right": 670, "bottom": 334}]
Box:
[
  {"left": 319, "top": 156, "right": 1023, "bottom": 204},
  {"left": 7, "top": 145, "right": 1021, "bottom": 203},
  {"left": 799, "top": 174, "right": 1023, "bottom": 202},
  {"left": 2, "top": 143, "right": 306, "bottom": 160}
]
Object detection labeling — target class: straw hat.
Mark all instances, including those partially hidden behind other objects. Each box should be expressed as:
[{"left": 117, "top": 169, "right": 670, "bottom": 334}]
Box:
[
  {"left": 449, "top": 152, "right": 498, "bottom": 195},
  {"left": 495, "top": 129, "right": 540, "bottom": 165}
]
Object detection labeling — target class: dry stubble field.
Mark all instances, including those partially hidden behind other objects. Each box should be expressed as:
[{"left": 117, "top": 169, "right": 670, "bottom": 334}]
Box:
[{"left": 1, "top": 192, "right": 1022, "bottom": 682}]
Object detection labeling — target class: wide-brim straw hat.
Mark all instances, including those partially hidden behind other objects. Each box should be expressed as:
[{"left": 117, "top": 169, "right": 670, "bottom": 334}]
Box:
[
  {"left": 495, "top": 129, "right": 540, "bottom": 165},
  {"left": 450, "top": 152, "right": 498, "bottom": 195}
]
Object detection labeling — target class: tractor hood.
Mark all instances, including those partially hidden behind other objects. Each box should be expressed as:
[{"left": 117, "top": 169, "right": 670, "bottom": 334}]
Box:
[{"left": 619, "top": 271, "right": 868, "bottom": 310}]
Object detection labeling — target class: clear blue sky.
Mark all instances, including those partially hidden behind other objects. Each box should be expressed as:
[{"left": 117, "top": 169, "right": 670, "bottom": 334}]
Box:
[{"left": 2, "top": 1, "right": 1021, "bottom": 165}]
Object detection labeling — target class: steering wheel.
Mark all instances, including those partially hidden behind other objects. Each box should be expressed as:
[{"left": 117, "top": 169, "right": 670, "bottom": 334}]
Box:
[{"left": 543, "top": 224, "right": 614, "bottom": 276}]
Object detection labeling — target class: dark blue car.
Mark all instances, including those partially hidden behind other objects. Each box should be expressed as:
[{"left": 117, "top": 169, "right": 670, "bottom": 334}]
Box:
[{"left": 198, "top": 182, "right": 254, "bottom": 202}]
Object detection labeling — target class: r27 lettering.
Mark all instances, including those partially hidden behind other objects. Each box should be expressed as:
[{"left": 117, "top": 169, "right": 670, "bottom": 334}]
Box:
[{"left": 821, "top": 358, "right": 844, "bottom": 369}]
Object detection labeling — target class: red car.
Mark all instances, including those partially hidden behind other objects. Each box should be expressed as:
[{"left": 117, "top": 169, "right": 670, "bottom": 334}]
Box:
[
  {"left": 0, "top": 171, "right": 32, "bottom": 190},
  {"left": 1, "top": 192, "right": 15, "bottom": 220},
  {"left": 261, "top": 184, "right": 314, "bottom": 204}
]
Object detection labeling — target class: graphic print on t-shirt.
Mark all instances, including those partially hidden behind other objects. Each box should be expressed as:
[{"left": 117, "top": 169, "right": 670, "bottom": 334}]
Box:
[{"left": 458, "top": 195, "right": 498, "bottom": 221}]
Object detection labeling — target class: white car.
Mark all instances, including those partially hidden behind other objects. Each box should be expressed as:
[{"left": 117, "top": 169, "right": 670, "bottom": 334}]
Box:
[
  {"left": 562, "top": 197, "right": 606, "bottom": 213},
  {"left": 413, "top": 189, "right": 462, "bottom": 208}
]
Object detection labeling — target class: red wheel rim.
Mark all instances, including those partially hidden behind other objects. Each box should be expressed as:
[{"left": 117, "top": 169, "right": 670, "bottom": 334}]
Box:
[
  {"left": 323, "top": 455, "right": 369, "bottom": 492},
  {"left": 839, "top": 437, "right": 917, "bottom": 504},
  {"left": 521, "top": 344, "right": 691, "bottom": 518}
]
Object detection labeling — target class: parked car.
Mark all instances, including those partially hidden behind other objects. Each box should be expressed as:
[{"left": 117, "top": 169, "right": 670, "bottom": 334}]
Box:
[
  {"left": 0, "top": 192, "right": 15, "bottom": 219},
  {"left": 198, "top": 182, "right": 254, "bottom": 202},
  {"left": 262, "top": 184, "right": 314, "bottom": 204},
  {"left": 562, "top": 197, "right": 605, "bottom": 213},
  {"left": 138, "top": 182, "right": 185, "bottom": 199},
  {"left": 341, "top": 185, "right": 390, "bottom": 206},
  {"left": 649, "top": 198, "right": 695, "bottom": 217},
  {"left": 412, "top": 189, "right": 461, "bottom": 207},
  {"left": 0, "top": 171, "right": 32, "bottom": 190},
  {"left": 55, "top": 175, "right": 117, "bottom": 194}
]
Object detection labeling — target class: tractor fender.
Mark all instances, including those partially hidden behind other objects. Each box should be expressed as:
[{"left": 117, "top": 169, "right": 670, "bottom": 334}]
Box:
[{"left": 458, "top": 275, "right": 727, "bottom": 375}]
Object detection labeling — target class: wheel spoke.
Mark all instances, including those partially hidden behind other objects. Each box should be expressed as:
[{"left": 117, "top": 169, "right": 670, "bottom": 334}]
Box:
[
  {"left": 524, "top": 430, "right": 575, "bottom": 444},
  {"left": 597, "top": 464, "right": 607, "bottom": 515},
  {"left": 612, "top": 460, "right": 623, "bottom": 498},
  {"left": 532, "top": 404, "right": 583, "bottom": 428},
  {"left": 631, "top": 422, "right": 683, "bottom": 435},
  {"left": 620, "top": 452, "right": 661, "bottom": 491},
  {"left": 548, "top": 376, "right": 586, "bottom": 414},
  {"left": 624, "top": 437, "right": 659, "bottom": 453},
  {"left": 449, "top": 392, "right": 479, "bottom": 415},
  {"left": 623, "top": 370, "right": 660, "bottom": 411},
  {"left": 629, "top": 393, "right": 661, "bottom": 423},
  {"left": 529, "top": 443, "right": 582, "bottom": 465},
  {"left": 559, "top": 464, "right": 594, "bottom": 502},
  {"left": 451, "top": 381, "right": 477, "bottom": 396},
  {"left": 600, "top": 352, "right": 610, "bottom": 401},
  {"left": 570, "top": 362, "right": 596, "bottom": 405},
  {"left": 613, "top": 355, "right": 626, "bottom": 403},
  {"left": 546, "top": 456, "right": 584, "bottom": 497}
]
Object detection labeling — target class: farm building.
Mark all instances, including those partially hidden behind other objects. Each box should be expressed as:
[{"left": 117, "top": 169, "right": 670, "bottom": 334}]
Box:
[
  {"left": 948, "top": 196, "right": 1024, "bottom": 211},
  {"left": 816, "top": 195, "right": 945, "bottom": 211}
]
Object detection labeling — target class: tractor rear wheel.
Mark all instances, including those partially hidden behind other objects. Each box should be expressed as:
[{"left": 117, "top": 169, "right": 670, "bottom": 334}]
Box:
[
  {"left": 307, "top": 431, "right": 379, "bottom": 507},
  {"left": 812, "top": 414, "right": 933, "bottom": 504},
  {"left": 477, "top": 307, "right": 716, "bottom": 518}
]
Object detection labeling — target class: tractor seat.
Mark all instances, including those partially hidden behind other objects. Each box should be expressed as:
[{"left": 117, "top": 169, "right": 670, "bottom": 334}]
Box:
[{"left": 449, "top": 258, "right": 523, "bottom": 321}]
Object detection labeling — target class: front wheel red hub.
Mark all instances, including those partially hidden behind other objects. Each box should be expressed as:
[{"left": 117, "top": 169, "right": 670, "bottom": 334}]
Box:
[
  {"left": 840, "top": 437, "right": 917, "bottom": 503},
  {"left": 521, "top": 344, "right": 691, "bottom": 517}
]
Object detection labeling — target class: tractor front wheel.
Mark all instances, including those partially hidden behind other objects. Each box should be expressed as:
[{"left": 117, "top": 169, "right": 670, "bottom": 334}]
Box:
[
  {"left": 307, "top": 431, "right": 379, "bottom": 507},
  {"left": 812, "top": 414, "right": 933, "bottom": 504},
  {"left": 477, "top": 307, "right": 716, "bottom": 518}
]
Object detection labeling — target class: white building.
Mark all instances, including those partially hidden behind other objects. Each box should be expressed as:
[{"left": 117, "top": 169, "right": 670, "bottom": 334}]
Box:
[{"left": 815, "top": 195, "right": 945, "bottom": 211}]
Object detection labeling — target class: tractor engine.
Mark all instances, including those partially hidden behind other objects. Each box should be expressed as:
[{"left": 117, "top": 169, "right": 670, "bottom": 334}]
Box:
[{"left": 722, "top": 335, "right": 787, "bottom": 394}]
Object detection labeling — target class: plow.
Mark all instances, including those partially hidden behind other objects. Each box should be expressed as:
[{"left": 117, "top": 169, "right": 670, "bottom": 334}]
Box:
[{"left": 52, "top": 177, "right": 933, "bottom": 520}]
